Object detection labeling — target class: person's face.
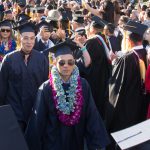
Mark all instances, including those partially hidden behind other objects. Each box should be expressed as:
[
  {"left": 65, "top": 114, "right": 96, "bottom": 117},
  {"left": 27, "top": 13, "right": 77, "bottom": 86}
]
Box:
[
  {"left": 56, "top": 54, "right": 75, "bottom": 78},
  {"left": 41, "top": 27, "right": 51, "bottom": 41},
  {"left": 5, "top": 13, "right": 13, "bottom": 20},
  {"left": 104, "top": 26, "right": 109, "bottom": 35},
  {"left": 144, "top": 28, "right": 150, "bottom": 43},
  {"left": 0, "top": 26, "right": 11, "bottom": 39},
  {"left": 21, "top": 32, "right": 35, "bottom": 54}
]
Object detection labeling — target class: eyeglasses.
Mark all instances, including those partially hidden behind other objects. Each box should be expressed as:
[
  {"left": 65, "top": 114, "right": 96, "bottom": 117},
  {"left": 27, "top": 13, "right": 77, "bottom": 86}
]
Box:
[
  {"left": 0, "top": 29, "right": 11, "bottom": 33},
  {"left": 58, "top": 59, "right": 75, "bottom": 66}
]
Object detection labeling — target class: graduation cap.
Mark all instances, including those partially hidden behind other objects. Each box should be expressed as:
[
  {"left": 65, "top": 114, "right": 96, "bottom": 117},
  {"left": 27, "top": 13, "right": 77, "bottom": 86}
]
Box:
[
  {"left": 72, "top": 10, "right": 85, "bottom": 24},
  {"left": 123, "top": 20, "right": 148, "bottom": 36},
  {"left": 16, "top": 14, "right": 31, "bottom": 24},
  {"left": 91, "top": 16, "right": 108, "bottom": 29},
  {"left": 36, "top": 20, "right": 51, "bottom": 32},
  {"left": 42, "top": 40, "right": 79, "bottom": 57},
  {"left": 45, "top": 4, "right": 53, "bottom": 10},
  {"left": 34, "top": 5, "right": 45, "bottom": 13},
  {"left": 13, "top": 21, "right": 35, "bottom": 34},
  {"left": 17, "top": 2, "right": 26, "bottom": 8},
  {"left": 3, "top": 9, "right": 12, "bottom": 15},
  {"left": 60, "top": 11, "right": 69, "bottom": 21},
  {"left": 0, "top": 20, "right": 12, "bottom": 28},
  {"left": 0, "top": 105, "right": 29, "bottom": 150}
]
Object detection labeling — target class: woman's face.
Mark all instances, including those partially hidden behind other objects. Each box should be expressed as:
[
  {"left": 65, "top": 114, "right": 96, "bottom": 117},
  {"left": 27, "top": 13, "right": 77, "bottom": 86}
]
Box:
[{"left": 0, "top": 26, "right": 11, "bottom": 39}]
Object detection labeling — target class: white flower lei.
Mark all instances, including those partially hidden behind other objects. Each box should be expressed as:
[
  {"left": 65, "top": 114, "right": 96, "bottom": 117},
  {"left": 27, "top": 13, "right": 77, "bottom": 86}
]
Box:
[{"left": 51, "top": 65, "right": 79, "bottom": 115}]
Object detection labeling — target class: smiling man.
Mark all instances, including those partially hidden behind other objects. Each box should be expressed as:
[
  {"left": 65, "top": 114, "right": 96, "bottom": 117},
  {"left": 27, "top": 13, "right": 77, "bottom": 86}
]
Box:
[
  {"left": 0, "top": 21, "right": 49, "bottom": 132},
  {"left": 25, "top": 41, "right": 110, "bottom": 150}
]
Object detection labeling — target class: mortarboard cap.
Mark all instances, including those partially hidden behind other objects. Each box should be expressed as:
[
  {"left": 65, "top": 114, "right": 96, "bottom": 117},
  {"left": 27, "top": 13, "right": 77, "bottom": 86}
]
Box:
[
  {"left": 72, "top": 10, "right": 84, "bottom": 24},
  {"left": 3, "top": 9, "right": 12, "bottom": 15},
  {"left": 0, "top": 20, "right": 12, "bottom": 28},
  {"left": 0, "top": 105, "right": 29, "bottom": 150},
  {"left": 36, "top": 20, "right": 50, "bottom": 32},
  {"left": 91, "top": 16, "right": 108, "bottom": 29},
  {"left": 34, "top": 5, "right": 45, "bottom": 13},
  {"left": 43, "top": 40, "right": 79, "bottom": 57},
  {"left": 123, "top": 20, "right": 148, "bottom": 36},
  {"left": 14, "top": 21, "right": 35, "bottom": 34},
  {"left": 60, "top": 11, "right": 69, "bottom": 21},
  {"left": 16, "top": 14, "right": 31, "bottom": 24},
  {"left": 18, "top": 2, "right": 26, "bottom": 8}
]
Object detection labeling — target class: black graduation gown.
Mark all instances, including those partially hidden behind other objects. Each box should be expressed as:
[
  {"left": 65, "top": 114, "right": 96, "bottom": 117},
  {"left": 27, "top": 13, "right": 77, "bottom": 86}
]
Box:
[
  {"left": 109, "top": 36, "right": 120, "bottom": 53},
  {"left": 0, "top": 50, "right": 49, "bottom": 128},
  {"left": 25, "top": 78, "right": 110, "bottom": 150},
  {"left": 34, "top": 38, "right": 48, "bottom": 52},
  {"left": 105, "top": 48, "right": 148, "bottom": 133},
  {"left": 77, "top": 35, "right": 111, "bottom": 119}
]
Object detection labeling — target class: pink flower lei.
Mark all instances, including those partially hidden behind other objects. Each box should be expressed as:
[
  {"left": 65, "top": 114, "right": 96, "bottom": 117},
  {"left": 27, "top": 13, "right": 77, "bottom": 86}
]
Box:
[{"left": 49, "top": 68, "right": 84, "bottom": 126}]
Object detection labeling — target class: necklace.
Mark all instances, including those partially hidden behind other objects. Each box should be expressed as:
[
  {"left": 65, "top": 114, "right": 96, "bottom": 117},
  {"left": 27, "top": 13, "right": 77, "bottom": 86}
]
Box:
[{"left": 49, "top": 66, "right": 84, "bottom": 126}]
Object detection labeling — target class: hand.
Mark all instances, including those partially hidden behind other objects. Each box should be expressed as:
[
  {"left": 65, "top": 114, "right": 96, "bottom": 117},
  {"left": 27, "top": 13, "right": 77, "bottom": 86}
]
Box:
[
  {"left": 56, "top": 29, "right": 66, "bottom": 41},
  {"left": 110, "top": 50, "right": 117, "bottom": 61}
]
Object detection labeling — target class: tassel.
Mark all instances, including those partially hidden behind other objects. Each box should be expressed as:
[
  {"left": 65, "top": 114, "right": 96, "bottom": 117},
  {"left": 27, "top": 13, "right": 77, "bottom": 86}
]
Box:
[{"left": 139, "top": 59, "right": 146, "bottom": 82}]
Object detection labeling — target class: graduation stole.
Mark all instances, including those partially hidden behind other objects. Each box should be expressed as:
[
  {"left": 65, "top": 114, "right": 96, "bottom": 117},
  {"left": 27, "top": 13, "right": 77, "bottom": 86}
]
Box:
[
  {"left": 49, "top": 66, "right": 84, "bottom": 126},
  {"left": 133, "top": 50, "right": 146, "bottom": 82}
]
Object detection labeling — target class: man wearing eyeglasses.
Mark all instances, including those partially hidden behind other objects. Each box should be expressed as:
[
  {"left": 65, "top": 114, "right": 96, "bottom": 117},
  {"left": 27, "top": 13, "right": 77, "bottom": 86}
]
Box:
[
  {"left": 25, "top": 40, "right": 110, "bottom": 150},
  {"left": 0, "top": 21, "right": 49, "bottom": 132}
]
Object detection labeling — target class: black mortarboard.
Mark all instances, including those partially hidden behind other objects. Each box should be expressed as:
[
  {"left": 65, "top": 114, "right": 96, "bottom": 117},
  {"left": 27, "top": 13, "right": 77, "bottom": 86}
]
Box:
[
  {"left": 16, "top": 13, "right": 31, "bottom": 25},
  {"left": 43, "top": 40, "right": 79, "bottom": 57},
  {"left": 60, "top": 11, "right": 69, "bottom": 21},
  {"left": 18, "top": 2, "right": 26, "bottom": 8},
  {"left": 3, "top": 9, "right": 12, "bottom": 15},
  {"left": 46, "top": 4, "right": 53, "bottom": 10},
  {"left": 36, "top": 20, "right": 50, "bottom": 32},
  {"left": 72, "top": 11, "right": 84, "bottom": 24},
  {"left": 0, "top": 105, "right": 29, "bottom": 150},
  {"left": 34, "top": 5, "right": 45, "bottom": 13},
  {"left": 14, "top": 21, "right": 35, "bottom": 34},
  {"left": 123, "top": 20, "right": 148, "bottom": 36},
  {"left": 91, "top": 16, "right": 108, "bottom": 29},
  {"left": 0, "top": 20, "right": 12, "bottom": 28}
]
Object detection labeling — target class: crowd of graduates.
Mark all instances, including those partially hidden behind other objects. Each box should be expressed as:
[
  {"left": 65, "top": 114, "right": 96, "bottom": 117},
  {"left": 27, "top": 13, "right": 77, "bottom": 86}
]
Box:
[{"left": 0, "top": 0, "right": 150, "bottom": 150}]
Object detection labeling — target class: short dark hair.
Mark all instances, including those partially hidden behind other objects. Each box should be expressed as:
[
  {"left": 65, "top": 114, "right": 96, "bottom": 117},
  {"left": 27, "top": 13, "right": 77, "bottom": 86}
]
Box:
[
  {"left": 105, "top": 23, "right": 115, "bottom": 34},
  {"left": 141, "top": 5, "right": 147, "bottom": 11},
  {"left": 129, "top": 33, "right": 143, "bottom": 44},
  {"left": 146, "top": 8, "right": 150, "bottom": 18}
]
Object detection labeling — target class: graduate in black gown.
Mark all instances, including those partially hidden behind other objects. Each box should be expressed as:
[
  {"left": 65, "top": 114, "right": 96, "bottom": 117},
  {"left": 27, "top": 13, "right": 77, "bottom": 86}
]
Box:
[
  {"left": 78, "top": 16, "right": 111, "bottom": 119},
  {"left": 0, "top": 21, "right": 49, "bottom": 132},
  {"left": 25, "top": 41, "right": 110, "bottom": 150},
  {"left": 105, "top": 21, "right": 149, "bottom": 150}
]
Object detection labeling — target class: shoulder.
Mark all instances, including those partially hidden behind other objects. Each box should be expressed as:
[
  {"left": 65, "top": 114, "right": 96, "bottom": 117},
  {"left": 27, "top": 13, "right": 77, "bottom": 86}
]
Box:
[
  {"left": 80, "top": 77, "right": 91, "bottom": 90},
  {"left": 32, "top": 49, "right": 46, "bottom": 58},
  {"left": 39, "top": 80, "right": 51, "bottom": 93}
]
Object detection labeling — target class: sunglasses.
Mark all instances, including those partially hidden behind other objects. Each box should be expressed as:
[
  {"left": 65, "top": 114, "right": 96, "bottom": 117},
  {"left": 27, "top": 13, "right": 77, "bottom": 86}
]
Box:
[
  {"left": 58, "top": 59, "right": 75, "bottom": 66},
  {"left": 0, "top": 29, "right": 11, "bottom": 32}
]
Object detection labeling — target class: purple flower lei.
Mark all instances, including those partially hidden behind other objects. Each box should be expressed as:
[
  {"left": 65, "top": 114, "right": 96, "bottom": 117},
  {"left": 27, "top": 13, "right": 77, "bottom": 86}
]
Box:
[
  {"left": 49, "top": 72, "right": 84, "bottom": 126},
  {"left": 0, "top": 40, "right": 16, "bottom": 62}
]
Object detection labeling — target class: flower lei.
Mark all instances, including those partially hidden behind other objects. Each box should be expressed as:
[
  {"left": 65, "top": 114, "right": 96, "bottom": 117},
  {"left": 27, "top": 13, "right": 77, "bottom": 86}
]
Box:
[
  {"left": 0, "top": 40, "right": 16, "bottom": 62},
  {"left": 49, "top": 66, "right": 84, "bottom": 126}
]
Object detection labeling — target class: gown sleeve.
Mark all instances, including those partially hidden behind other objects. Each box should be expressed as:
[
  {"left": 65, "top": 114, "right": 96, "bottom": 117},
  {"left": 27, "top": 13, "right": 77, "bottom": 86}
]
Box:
[
  {"left": 0, "top": 55, "right": 10, "bottom": 105},
  {"left": 25, "top": 82, "right": 48, "bottom": 150},
  {"left": 84, "top": 80, "right": 110, "bottom": 150}
]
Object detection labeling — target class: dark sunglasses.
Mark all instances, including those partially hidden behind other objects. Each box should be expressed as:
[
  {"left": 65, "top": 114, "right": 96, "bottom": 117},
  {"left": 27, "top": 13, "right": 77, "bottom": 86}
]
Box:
[
  {"left": 0, "top": 29, "right": 11, "bottom": 32},
  {"left": 58, "top": 59, "right": 75, "bottom": 66}
]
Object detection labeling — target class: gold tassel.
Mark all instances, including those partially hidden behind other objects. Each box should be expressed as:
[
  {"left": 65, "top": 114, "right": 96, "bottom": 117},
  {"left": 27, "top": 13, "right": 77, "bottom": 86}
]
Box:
[{"left": 139, "top": 59, "right": 146, "bottom": 82}]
